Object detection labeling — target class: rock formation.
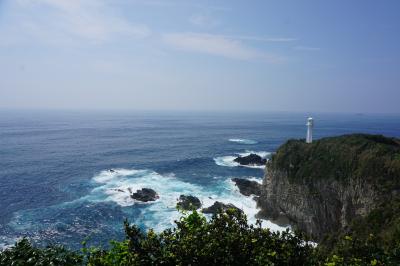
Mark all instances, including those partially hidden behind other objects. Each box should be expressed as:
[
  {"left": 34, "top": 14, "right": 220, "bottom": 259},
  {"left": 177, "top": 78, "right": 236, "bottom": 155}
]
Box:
[
  {"left": 202, "top": 201, "right": 242, "bottom": 215},
  {"left": 257, "top": 134, "right": 400, "bottom": 241},
  {"left": 234, "top": 153, "right": 266, "bottom": 166},
  {"left": 177, "top": 195, "right": 202, "bottom": 210},
  {"left": 232, "top": 178, "right": 262, "bottom": 196},
  {"left": 131, "top": 188, "right": 159, "bottom": 202}
]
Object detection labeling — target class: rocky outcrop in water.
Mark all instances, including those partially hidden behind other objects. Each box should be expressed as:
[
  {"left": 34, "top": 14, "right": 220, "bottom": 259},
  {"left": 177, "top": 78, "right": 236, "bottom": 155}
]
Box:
[
  {"left": 202, "top": 201, "right": 242, "bottom": 215},
  {"left": 234, "top": 154, "right": 266, "bottom": 166},
  {"left": 131, "top": 188, "right": 159, "bottom": 202},
  {"left": 177, "top": 195, "right": 202, "bottom": 210},
  {"left": 232, "top": 178, "right": 262, "bottom": 196},
  {"left": 257, "top": 134, "right": 400, "bottom": 241}
]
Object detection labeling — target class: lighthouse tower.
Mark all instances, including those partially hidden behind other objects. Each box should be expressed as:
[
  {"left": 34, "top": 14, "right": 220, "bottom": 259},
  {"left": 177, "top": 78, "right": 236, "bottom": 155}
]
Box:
[{"left": 306, "top": 117, "right": 314, "bottom": 143}]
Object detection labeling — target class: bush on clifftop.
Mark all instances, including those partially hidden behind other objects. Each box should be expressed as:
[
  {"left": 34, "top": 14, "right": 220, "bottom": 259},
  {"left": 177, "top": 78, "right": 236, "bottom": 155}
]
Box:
[
  {"left": 2, "top": 209, "right": 400, "bottom": 265},
  {"left": 270, "top": 134, "right": 400, "bottom": 187}
]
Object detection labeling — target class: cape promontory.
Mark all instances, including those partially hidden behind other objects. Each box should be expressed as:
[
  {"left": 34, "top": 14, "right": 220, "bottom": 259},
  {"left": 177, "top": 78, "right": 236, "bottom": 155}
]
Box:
[{"left": 257, "top": 134, "right": 400, "bottom": 242}]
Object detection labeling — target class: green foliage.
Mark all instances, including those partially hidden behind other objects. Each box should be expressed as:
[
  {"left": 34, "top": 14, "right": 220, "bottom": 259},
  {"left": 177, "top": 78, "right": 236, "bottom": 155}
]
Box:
[
  {"left": 268, "top": 134, "right": 400, "bottom": 264},
  {"left": 270, "top": 134, "right": 400, "bottom": 187},
  {"left": 87, "top": 209, "right": 314, "bottom": 265},
  {"left": 322, "top": 234, "right": 400, "bottom": 266},
  {"left": 320, "top": 195, "right": 400, "bottom": 256},
  {"left": 3, "top": 210, "right": 400, "bottom": 265},
  {"left": 84, "top": 240, "right": 131, "bottom": 266},
  {"left": 0, "top": 238, "right": 82, "bottom": 266}
]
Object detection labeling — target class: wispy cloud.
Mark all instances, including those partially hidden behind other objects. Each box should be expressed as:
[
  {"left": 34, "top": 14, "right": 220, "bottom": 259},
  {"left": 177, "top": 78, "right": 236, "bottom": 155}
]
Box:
[
  {"left": 14, "top": 0, "right": 151, "bottom": 44},
  {"left": 131, "top": 0, "right": 230, "bottom": 11},
  {"left": 293, "top": 46, "right": 321, "bottom": 51},
  {"left": 225, "top": 35, "right": 297, "bottom": 42},
  {"left": 162, "top": 32, "right": 284, "bottom": 62},
  {"left": 189, "top": 14, "right": 220, "bottom": 28}
]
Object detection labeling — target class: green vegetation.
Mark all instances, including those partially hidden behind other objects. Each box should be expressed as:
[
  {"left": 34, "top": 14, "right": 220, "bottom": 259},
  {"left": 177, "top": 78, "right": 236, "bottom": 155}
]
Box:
[
  {"left": 269, "top": 134, "right": 400, "bottom": 254},
  {"left": 270, "top": 134, "right": 400, "bottom": 186},
  {"left": 0, "top": 238, "right": 82, "bottom": 266},
  {"left": 319, "top": 195, "right": 400, "bottom": 260},
  {"left": 1, "top": 209, "right": 400, "bottom": 265}
]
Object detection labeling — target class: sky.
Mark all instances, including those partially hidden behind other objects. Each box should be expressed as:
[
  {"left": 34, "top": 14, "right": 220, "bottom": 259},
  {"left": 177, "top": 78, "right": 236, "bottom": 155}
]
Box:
[{"left": 0, "top": 0, "right": 399, "bottom": 113}]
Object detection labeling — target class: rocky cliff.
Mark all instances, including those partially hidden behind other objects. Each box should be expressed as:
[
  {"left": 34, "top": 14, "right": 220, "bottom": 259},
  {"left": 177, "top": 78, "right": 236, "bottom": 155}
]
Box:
[{"left": 257, "top": 134, "right": 400, "bottom": 242}]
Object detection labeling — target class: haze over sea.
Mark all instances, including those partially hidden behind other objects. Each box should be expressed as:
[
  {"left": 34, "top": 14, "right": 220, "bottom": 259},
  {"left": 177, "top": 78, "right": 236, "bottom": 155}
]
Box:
[{"left": 1, "top": 110, "right": 399, "bottom": 249}]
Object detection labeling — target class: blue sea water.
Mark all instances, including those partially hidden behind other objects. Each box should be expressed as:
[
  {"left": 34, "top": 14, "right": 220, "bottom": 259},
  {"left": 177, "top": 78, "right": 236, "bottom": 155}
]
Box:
[{"left": 0, "top": 110, "right": 399, "bottom": 249}]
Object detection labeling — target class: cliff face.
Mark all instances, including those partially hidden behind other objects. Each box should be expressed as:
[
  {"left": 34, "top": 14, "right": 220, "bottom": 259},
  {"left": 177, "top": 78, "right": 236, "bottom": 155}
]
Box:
[{"left": 257, "top": 134, "right": 400, "bottom": 241}]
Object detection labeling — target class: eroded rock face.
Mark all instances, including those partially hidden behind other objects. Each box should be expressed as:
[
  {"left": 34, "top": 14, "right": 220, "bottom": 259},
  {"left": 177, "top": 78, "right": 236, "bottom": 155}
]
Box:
[
  {"left": 234, "top": 154, "right": 266, "bottom": 166},
  {"left": 257, "top": 169, "right": 381, "bottom": 241},
  {"left": 177, "top": 195, "right": 202, "bottom": 210},
  {"left": 202, "top": 201, "right": 242, "bottom": 215},
  {"left": 232, "top": 178, "right": 262, "bottom": 196},
  {"left": 256, "top": 134, "right": 400, "bottom": 241},
  {"left": 131, "top": 188, "right": 159, "bottom": 202}
]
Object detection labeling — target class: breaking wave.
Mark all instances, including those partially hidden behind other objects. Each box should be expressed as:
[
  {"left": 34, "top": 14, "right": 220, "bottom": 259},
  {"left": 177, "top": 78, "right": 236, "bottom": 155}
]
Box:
[
  {"left": 229, "top": 138, "right": 258, "bottom": 145},
  {"left": 214, "top": 151, "right": 271, "bottom": 169},
  {"left": 5, "top": 167, "right": 287, "bottom": 248},
  {"left": 88, "top": 168, "right": 286, "bottom": 232}
]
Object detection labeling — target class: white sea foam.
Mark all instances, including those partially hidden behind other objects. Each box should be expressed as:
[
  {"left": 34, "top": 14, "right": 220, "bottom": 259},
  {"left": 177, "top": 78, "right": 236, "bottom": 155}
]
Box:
[
  {"left": 211, "top": 179, "right": 286, "bottom": 232},
  {"left": 247, "top": 176, "right": 263, "bottom": 184},
  {"left": 229, "top": 138, "right": 258, "bottom": 145},
  {"left": 214, "top": 151, "right": 271, "bottom": 169},
  {"left": 0, "top": 237, "right": 22, "bottom": 250},
  {"left": 242, "top": 164, "right": 265, "bottom": 169},
  {"left": 213, "top": 156, "right": 240, "bottom": 167},
  {"left": 92, "top": 169, "right": 142, "bottom": 183},
  {"left": 91, "top": 169, "right": 200, "bottom": 207},
  {"left": 88, "top": 168, "right": 288, "bottom": 233},
  {"left": 238, "top": 151, "right": 272, "bottom": 158}
]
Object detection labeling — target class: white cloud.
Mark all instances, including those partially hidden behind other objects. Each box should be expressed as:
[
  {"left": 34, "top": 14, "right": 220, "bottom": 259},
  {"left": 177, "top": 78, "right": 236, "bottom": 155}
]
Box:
[
  {"left": 13, "top": 0, "right": 151, "bottom": 44},
  {"left": 163, "top": 33, "right": 255, "bottom": 60},
  {"left": 189, "top": 14, "right": 219, "bottom": 28},
  {"left": 162, "top": 32, "right": 283, "bottom": 62},
  {"left": 236, "top": 36, "right": 297, "bottom": 42},
  {"left": 131, "top": 0, "right": 230, "bottom": 11}
]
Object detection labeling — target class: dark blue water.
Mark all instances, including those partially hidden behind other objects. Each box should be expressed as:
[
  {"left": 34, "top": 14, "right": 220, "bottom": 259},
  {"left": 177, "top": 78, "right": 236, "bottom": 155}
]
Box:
[{"left": 1, "top": 110, "right": 399, "bottom": 249}]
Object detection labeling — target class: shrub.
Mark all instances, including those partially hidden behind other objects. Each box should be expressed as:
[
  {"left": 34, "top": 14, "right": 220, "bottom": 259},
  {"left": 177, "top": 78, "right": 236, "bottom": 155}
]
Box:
[
  {"left": 87, "top": 209, "right": 314, "bottom": 265},
  {"left": 2, "top": 209, "right": 400, "bottom": 265},
  {"left": 0, "top": 238, "right": 82, "bottom": 266}
]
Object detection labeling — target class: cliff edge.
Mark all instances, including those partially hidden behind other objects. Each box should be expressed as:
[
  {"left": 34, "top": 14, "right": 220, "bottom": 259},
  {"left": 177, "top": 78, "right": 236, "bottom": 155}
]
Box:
[{"left": 257, "top": 134, "right": 400, "bottom": 242}]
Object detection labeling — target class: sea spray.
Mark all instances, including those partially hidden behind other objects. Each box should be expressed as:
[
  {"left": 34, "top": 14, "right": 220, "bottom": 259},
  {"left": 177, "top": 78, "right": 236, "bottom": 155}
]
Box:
[
  {"left": 214, "top": 151, "right": 272, "bottom": 169},
  {"left": 229, "top": 139, "right": 258, "bottom": 145},
  {"left": 90, "top": 168, "right": 287, "bottom": 232}
]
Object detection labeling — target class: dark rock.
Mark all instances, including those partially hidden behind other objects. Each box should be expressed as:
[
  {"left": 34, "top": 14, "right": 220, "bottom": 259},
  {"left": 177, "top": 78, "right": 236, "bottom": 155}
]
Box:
[
  {"left": 255, "top": 208, "right": 291, "bottom": 227},
  {"left": 202, "top": 201, "right": 243, "bottom": 215},
  {"left": 131, "top": 188, "right": 159, "bottom": 202},
  {"left": 232, "top": 178, "right": 262, "bottom": 196},
  {"left": 176, "top": 195, "right": 202, "bottom": 210},
  {"left": 234, "top": 153, "right": 266, "bottom": 166}
]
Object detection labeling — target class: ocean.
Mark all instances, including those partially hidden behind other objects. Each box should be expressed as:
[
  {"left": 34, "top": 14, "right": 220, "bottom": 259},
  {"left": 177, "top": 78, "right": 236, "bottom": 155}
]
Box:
[{"left": 1, "top": 110, "right": 399, "bottom": 249}]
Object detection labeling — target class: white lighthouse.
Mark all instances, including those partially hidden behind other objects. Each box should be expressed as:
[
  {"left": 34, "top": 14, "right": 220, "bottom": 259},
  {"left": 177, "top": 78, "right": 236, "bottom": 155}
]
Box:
[{"left": 306, "top": 117, "right": 314, "bottom": 143}]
